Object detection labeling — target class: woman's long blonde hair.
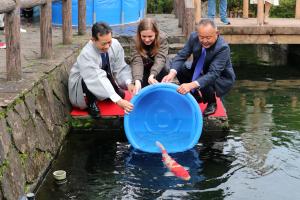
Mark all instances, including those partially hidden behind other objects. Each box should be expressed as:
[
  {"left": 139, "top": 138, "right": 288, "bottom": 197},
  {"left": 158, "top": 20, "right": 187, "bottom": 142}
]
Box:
[{"left": 135, "top": 18, "right": 160, "bottom": 58}]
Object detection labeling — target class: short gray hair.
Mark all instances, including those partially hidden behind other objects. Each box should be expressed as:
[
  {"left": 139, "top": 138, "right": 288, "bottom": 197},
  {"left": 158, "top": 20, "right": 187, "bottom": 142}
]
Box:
[{"left": 197, "top": 18, "right": 217, "bottom": 30}]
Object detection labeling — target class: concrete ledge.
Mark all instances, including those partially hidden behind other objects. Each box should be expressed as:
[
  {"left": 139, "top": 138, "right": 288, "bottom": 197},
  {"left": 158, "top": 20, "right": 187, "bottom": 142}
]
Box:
[{"left": 0, "top": 31, "right": 89, "bottom": 199}]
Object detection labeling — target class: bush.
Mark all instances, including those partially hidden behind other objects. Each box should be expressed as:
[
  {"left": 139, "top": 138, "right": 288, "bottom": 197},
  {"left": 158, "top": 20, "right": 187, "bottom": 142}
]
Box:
[
  {"left": 270, "top": 0, "right": 296, "bottom": 18},
  {"left": 147, "top": 0, "right": 174, "bottom": 14}
]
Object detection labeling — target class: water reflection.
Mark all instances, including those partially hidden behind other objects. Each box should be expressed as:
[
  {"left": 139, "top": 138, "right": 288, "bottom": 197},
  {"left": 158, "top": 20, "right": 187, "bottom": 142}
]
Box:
[{"left": 223, "top": 86, "right": 300, "bottom": 199}]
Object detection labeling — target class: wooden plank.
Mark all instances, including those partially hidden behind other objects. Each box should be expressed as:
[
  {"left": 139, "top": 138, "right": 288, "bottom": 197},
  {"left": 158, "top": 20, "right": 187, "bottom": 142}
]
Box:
[
  {"left": 78, "top": 0, "right": 86, "bottom": 35},
  {"left": 5, "top": 0, "right": 22, "bottom": 81},
  {"left": 40, "top": 0, "right": 52, "bottom": 58},
  {"left": 0, "top": 0, "right": 16, "bottom": 13},
  {"left": 223, "top": 34, "right": 300, "bottom": 44},
  {"left": 62, "top": 0, "right": 72, "bottom": 44}
]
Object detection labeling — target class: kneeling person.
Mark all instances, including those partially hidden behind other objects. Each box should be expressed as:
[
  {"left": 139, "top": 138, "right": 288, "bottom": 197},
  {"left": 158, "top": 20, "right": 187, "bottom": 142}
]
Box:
[
  {"left": 68, "top": 22, "right": 134, "bottom": 118},
  {"left": 162, "top": 19, "right": 235, "bottom": 116}
]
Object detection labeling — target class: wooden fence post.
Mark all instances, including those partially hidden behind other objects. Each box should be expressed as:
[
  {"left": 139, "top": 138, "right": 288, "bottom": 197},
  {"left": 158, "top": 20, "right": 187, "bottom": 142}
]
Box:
[
  {"left": 243, "top": 0, "right": 249, "bottom": 19},
  {"left": 78, "top": 0, "right": 86, "bottom": 35},
  {"left": 183, "top": 0, "right": 195, "bottom": 38},
  {"left": 178, "top": 0, "right": 183, "bottom": 27},
  {"left": 193, "top": 0, "right": 201, "bottom": 24},
  {"left": 40, "top": 0, "right": 52, "bottom": 58},
  {"left": 5, "top": 0, "right": 21, "bottom": 81},
  {"left": 296, "top": 0, "right": 300, "bottom": 19},
  {"left": 173, "top": 0, "right": 178, "bottom": 17},
  {"left": 62, "top": 0, "right": 72, "bottom": 44},
  {"left": 257, "top": 0, "right": 264, "bottom": 25}
]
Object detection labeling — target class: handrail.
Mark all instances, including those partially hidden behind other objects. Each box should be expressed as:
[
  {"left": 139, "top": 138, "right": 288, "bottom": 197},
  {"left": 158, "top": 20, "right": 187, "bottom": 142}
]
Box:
[
  {"left": 175, "top": 0, "right": 300, "bottom": 27},
  {"left": 0, "top": 0, "right": 16, "bottom": 13},
  {"left": 1, "top": 0, "right": 86, "bottom": 81},
  {"left": 243, "top": 0, "right": 300, "bottom": 22},
  {"left": 0, "top": 0, "right": 60, "bottom": 13}
]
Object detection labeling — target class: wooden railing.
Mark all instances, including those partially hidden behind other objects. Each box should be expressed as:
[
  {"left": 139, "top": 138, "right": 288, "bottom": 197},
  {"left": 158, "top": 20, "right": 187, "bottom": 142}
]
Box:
[
  {"left": 242, "top": 0, "right": 300, "bottom": 22},
  {"left": 174, "top": 0, "right": 300, "bottom": 36},
  {"left": 0, "top": 0, "right": 87, "bottom": 81}
]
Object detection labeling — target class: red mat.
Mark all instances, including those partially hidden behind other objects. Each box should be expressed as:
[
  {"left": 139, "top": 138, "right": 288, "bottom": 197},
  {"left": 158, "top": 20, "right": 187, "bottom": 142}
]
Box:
[{"left": 71, "top": 91, "right": 227, "bottom": 118}]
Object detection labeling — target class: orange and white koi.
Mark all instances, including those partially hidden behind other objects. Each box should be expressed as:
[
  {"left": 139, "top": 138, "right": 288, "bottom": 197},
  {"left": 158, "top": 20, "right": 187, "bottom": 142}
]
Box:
[{"left": 156, "top": 141, "right": 191, "bottom": 181}]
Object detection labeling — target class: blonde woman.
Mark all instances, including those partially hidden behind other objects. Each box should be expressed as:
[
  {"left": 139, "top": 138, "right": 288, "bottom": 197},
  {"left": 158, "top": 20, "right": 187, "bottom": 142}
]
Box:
[
  {"left": 131, "top": 18, "right": 169, "bottom": 94},
  {"left": 251, "top": 0, "right": 279, "bottom": 24}
]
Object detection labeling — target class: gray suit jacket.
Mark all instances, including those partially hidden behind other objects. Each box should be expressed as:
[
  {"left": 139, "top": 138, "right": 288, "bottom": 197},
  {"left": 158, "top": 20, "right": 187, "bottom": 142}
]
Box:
[
  {"left": 172, "top": 32, "right": 236, "bottom": 97},
  {"left": 68, "top": 39, "right": 132, "bottom": 109}
]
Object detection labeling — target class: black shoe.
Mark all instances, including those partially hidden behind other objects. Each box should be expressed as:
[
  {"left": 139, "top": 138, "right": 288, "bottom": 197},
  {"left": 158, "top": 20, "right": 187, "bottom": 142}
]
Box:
[
  {"left": 204, "top": 102, "right": 217, "bottom": 116},
  {"left": 87, "top": 101, "right": 100, "bottom": 118}
]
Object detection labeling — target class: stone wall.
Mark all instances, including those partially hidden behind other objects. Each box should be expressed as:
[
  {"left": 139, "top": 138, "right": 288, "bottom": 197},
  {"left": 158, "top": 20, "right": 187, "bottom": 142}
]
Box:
[{"left": 0, "top": 50, "right": 80, "bottom": 200}]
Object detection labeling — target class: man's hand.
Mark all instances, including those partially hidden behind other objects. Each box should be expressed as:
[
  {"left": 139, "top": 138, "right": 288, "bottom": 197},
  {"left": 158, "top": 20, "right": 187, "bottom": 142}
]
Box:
[
  {"left": 116, "top": 99, "right": 133, "bottom": 113},
  {"left": 177, "top": 82, "right": 199, "bottom": 94},
  {"left": 162, "top": 71, "right": 176, "bottom": 83},
  {"left": 127, "top": 83, "right": 135, "bottom": 94},
  {"left": 133, "top": 80, "right": 142, "bottom": 95},
  {"left": 148, "top": 74, "right": 158, "bottom": 85}
]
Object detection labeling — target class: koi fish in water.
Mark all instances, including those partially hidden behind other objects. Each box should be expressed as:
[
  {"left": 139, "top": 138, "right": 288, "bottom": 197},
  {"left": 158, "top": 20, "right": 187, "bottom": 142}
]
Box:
[{"left": 156, "top": 141, "right": 191, "bottom": 181}]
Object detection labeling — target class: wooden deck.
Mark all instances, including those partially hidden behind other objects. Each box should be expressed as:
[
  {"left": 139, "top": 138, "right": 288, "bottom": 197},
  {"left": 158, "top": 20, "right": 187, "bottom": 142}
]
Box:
[
  {"left": 218, "top": 18, "right": 300, "bottom": 44},
  {"left": 149, "top": 14, "right": 300, "bottom": 44}
]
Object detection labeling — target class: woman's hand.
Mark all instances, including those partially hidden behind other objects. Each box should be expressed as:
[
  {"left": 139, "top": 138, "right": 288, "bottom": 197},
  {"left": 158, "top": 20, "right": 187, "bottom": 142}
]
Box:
[
  {"left": 127, "top": 83, "right": 135, "bottom": 94},
  {"left": 133, "top": 80, "right": 142, "bottom": 95},
  {"left": 148, "top": 74, "right": 158, "bottom": 85},
  {"left": 162, "top": 70, "right": 176, "bottom": 83}
]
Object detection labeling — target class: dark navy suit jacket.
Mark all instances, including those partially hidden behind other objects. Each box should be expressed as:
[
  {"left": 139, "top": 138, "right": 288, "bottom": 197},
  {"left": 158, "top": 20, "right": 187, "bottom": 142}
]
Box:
[{"left": 171, "top": 32, "right": 236, "bottom": 97}]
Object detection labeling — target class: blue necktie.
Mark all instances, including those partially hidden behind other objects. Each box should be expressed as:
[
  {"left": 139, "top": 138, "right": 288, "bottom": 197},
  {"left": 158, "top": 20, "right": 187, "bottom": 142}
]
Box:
[
  {"left": 192, "top": 47, "right": 206, "bottom": 82},
  {"left": 191, "top": 48, "right": 206, "bottom": 93},
  {"left": 100, "top": 52, "right": 109, "bottom": 70}
]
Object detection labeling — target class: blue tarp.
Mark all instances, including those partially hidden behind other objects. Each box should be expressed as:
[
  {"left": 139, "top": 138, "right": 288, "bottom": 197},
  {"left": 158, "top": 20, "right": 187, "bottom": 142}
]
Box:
[{"left": 52, "top": 0, "right": 146, "bottom": 26}]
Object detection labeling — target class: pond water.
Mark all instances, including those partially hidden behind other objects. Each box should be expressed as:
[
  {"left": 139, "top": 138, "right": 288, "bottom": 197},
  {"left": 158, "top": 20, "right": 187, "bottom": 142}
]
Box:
[{"left": 36, "top": 45, "right": 300, "bottom": 200}]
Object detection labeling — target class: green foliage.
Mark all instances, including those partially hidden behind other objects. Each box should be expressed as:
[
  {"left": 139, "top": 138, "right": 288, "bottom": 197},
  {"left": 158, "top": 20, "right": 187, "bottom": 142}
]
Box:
[
  {"left": 0, "top": 160, "right": 9, "bottom": 180},
  {"left": 227, "top": 0, "right": 296, "bottom": 18},
  {"left": 147, "top": 0, "right": 174, "bottom": 14},
  {"left": 270, "top": 0, "right": 296, "bottom": 18}
]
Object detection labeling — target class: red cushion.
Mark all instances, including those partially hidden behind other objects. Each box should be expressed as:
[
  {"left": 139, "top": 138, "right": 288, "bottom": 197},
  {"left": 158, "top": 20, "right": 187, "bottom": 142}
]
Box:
[{"left": 70, "top": 92, "right": 227, "bottom": 118}]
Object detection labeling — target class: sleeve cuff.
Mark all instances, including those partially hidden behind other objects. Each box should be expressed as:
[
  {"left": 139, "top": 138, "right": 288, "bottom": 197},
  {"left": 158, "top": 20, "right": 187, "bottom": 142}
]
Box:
[
  {"left": 193, "top": 81, "right": 200, "bottom": 87},
  {"left": 110, "top": 93, "right": 122, "bottom": 103},
  {"left": 125, "top": 79, "right": 132, "bottom": 85},
  {"left": 170, "top": 69, "right": 177, "bottom": 74}
]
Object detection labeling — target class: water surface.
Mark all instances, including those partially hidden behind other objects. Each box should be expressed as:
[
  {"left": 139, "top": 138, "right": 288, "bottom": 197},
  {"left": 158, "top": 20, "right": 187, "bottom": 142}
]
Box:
[{"left": 36, "top": 45, "right": 300, "bottom": 199}]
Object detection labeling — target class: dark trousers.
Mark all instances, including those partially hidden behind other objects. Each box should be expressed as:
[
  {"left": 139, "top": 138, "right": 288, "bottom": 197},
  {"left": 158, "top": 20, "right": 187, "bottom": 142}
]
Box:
[
  {"left": 176, "top": 66, "right": 216, "bottom": 104},
  {"left": 141, "top": 65, "right": 169, "bottom": 88},
  {"left": 81, "top": 79, "right": 125, "bottom": 105}
]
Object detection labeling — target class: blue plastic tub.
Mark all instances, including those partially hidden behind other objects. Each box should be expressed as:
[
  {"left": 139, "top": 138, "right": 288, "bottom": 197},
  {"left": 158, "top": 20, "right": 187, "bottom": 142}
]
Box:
[
  {"left": 52, "top": 0, "right": 146, "bottom": 26},
  {"left": 124, "top": 83, "right": 203, "bottom": 153}
]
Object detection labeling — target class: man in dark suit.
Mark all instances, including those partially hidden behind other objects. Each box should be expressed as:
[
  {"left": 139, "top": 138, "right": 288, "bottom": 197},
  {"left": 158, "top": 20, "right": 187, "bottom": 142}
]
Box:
[{"left": 162, "top": 19, "right": 235, "bottom": 116}]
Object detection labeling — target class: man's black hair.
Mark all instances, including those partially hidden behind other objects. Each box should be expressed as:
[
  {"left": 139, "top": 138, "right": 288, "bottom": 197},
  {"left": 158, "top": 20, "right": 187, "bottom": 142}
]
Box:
[{"left": 92, "top": 22, "right": 112, "bottom": 40}]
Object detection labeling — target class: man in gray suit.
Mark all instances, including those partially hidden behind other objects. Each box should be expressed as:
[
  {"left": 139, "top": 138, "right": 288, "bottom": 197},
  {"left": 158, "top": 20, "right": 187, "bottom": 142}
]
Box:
[
  {"left": 68, "top": 22, "right": 134, "bottom": 118},
  {"left": 162, "top": 19, "right": 235, "bottom": 116}
]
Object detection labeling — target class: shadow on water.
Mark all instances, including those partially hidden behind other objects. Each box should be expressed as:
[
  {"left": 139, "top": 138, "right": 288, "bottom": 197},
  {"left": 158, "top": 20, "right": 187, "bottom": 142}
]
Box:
[{"left": 36, "top": 44, "right": 300, "bottom": 199}]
